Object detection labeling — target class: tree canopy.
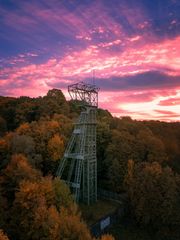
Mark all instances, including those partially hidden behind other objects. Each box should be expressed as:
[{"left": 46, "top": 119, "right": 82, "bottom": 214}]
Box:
[{"left": 0, "top": 90, "right": 180, "bottom": 240}]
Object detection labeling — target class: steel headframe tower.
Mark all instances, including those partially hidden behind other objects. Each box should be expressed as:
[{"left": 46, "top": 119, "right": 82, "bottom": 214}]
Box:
[{"left": 56, "top": 82, "right": 99, "bottom": 205}]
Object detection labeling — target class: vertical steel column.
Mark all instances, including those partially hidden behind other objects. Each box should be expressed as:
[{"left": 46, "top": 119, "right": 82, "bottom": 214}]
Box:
[{"left": 82, "top": 107, "right": 97, "bottom": 204}]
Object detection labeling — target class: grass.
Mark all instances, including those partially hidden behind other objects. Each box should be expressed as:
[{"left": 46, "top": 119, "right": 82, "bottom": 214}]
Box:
[{"left": 80, "top": 199, "right": 120, "bottom": 226}]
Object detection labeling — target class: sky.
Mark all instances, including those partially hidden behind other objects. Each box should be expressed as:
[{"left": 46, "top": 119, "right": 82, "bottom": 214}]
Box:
[{"left": 0, "top": 0, "right": 180, "bottom": 121}]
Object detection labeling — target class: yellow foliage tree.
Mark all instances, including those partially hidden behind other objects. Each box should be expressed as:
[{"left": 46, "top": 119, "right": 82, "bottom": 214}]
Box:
[
  {"left": 58, "top": 207, "right": 92, "bottom": 240},
  {"left": 11, "top": 178, "right": 94, "bottom": 240},
  {"left": 10, "top": 179, "right": 55, "bottom": 240},
  {"left": 53, "top": 177, "right": 74, "bottom": 211},
  {"left": 48, "top": 134, "right": 64, "bottom": 161}
]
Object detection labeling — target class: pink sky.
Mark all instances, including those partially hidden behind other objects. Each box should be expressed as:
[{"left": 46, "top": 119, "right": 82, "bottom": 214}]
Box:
[{"left": 0, "top": 0, "right": 180, "bottom": 121}]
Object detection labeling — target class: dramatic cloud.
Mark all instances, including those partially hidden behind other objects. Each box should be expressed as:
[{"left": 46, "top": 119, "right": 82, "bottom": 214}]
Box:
[
  {"left": 159, "top": 98, "right": 180, "bottom": 106},
  {"left": 0, "top": 0, "right": 180, "bottom": 121}
]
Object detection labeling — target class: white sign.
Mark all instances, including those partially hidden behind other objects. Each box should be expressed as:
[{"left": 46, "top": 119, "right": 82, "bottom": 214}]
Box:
[{"left": 100, "top": 217, "right": 110, "bottom": 230}]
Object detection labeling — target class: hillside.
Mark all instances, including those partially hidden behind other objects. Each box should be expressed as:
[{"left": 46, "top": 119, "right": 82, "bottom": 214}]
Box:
[{"left": 0, "top": 89, "right": 180, "bottom": 240}]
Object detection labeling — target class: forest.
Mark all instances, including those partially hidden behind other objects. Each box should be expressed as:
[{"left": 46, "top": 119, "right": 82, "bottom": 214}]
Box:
[{"left": 0, "top": 89, "right": 180, "bottom": 240}]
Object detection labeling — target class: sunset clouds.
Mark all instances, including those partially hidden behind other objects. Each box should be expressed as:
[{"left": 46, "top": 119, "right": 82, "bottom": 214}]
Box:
[{"left": 0, "top": 0, "right": 179, "bottom": 121}]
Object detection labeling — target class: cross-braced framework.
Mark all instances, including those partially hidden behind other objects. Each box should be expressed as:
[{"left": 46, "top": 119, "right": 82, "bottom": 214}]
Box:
[
  {"left": 68, "top": 82, "right": 99, "bottom": 107},
  {"left": 56, "top": 82, "right": 99, "bottom": 204}
]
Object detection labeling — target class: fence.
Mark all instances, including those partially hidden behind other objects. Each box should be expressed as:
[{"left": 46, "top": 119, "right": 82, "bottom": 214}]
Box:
[
  {"left": 90, "top": 188, "right": 128, "bottom": 237},
  {"left": 90, "top": 205, "right": 125, "bottom": 237},
  {"left": 98, "top": 188, "right": 128, "bottom": 203}
]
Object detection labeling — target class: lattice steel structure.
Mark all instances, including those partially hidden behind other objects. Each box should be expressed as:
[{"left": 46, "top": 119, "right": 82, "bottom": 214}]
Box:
[{"left": 56, "top": 82, "right": 99, "bottom": 204}]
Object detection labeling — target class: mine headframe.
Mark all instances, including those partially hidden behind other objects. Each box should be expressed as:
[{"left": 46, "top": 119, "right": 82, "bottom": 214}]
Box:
[{"left": 56, "top": 82, "right": 99, "bottom": 205}]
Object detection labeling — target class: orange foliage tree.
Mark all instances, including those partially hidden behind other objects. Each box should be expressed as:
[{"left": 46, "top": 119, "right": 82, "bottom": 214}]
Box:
[
  {"left": 10, "top": 177, "right": 94, "bottom": 240},
  {"left": 48, "top": 134, "right": 64, "bottom": 161},
  {"left": 0, "top": 230, "right": 9, "bottom": 240},
  {"left": 0, "top": 154, "right": 41, "bottom": 205}
]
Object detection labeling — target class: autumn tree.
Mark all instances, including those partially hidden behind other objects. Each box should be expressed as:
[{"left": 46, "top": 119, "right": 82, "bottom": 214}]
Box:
[
  {"left": 40, "top": 89, "right": 69, "bottom": 117},
  {"left": 53, "top": 177, "right": 74, "bottom": 211},
  {"left": 14, "top": 118, "right": 66, "bottom": 174},
  {"left": 134, "top": 129, "right": 168, "bottom": 163},
  {"left": 0, "top": 117, "right": 7, "bottom": 136},
  {"left": 0, "top": 154, "right": 41, "bottom": 205},
  {"left": 97, "top": 121, "right": 111, "bottom": 186},
  {"left": 0, "top": 97, "right": 17, "bottom": 130},
  {"left": 52, "top": 114, "right": 73, "bottom": 139},
  {"left": 0, "top": 190, "right": 7, "bottom": 229},
  {"left": 48, "top": 134, "right": 64, "bottom": 161},
  {"left": 11, "top": 134, "right": 35, "bottom": 156},
  {"left": 100, "top": 234, "right": 115, "bottom": 240},
  {"left": 58, "top": 207, "right": 92, "bottom": 240},
  {"left": 105, "top": 130, "right": 135, "bottom": 191},
  {"left": 0, "top": 138, "right": 9, "bottom": 170},
  {"left": 14, "top": 97, "right": 38, "bottom": 126},
  {"left": 0, "top": 230, "right": 9, "bottom": 240},
  {"left": 10, "top": 179, "right": 55, "bottom": 239},
  {"left": 10, "top": 177, "right": 94, "bottom": 240},
  {"left": 125, "top": 160, "right": 178, "bottom": 227}
]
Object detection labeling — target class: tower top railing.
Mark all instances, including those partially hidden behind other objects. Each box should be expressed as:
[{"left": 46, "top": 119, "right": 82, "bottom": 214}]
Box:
[{"left": 68, "top": 82, "right": 99, "bottom": 107}]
